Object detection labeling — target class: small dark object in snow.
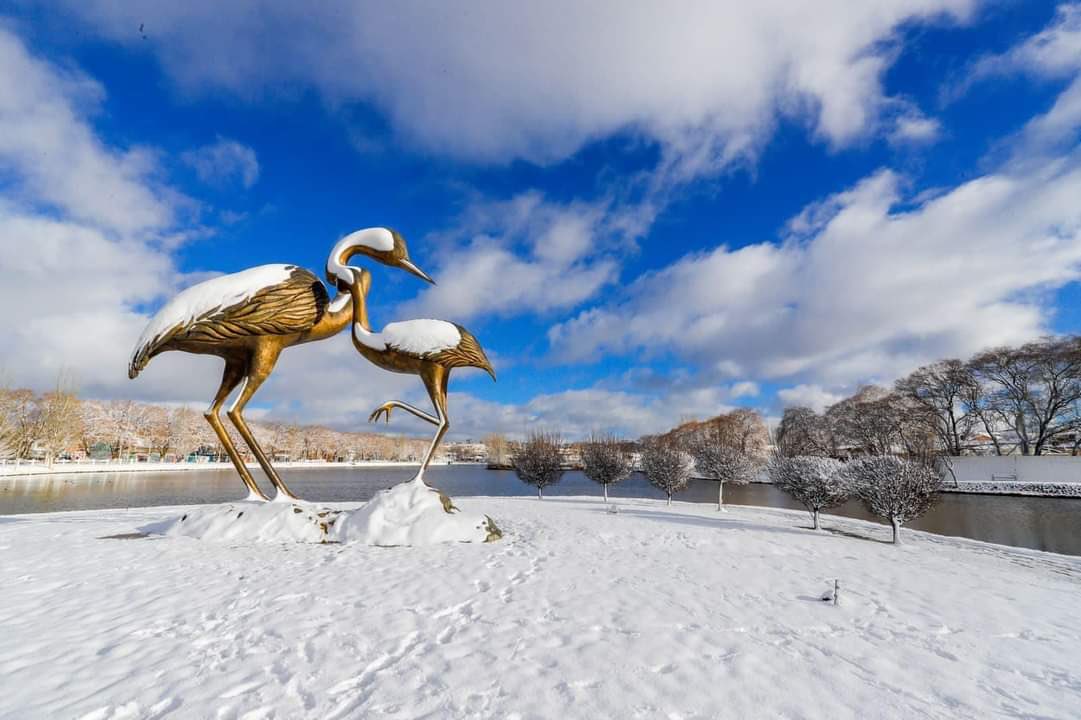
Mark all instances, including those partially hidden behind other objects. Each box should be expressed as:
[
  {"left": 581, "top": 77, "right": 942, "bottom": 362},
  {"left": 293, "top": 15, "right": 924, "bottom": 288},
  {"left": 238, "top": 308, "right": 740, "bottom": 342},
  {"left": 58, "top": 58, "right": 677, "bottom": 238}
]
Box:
[
  {"left": 821, "top": 579, "right": 840, "bottom": 605},
  {"left": 180, "top": 514, "right": 187, "bottom": 522},
  {"left": 237, "top": 511, "right": 244, "bottom": 519}
]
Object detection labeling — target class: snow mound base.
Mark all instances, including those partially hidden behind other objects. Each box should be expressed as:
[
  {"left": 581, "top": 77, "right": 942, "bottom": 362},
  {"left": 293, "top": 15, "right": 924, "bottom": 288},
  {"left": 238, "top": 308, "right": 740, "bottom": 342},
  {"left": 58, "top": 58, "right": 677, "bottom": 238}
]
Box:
[{"left": 141, "top": 478, "right": 502, "bottom": 546}]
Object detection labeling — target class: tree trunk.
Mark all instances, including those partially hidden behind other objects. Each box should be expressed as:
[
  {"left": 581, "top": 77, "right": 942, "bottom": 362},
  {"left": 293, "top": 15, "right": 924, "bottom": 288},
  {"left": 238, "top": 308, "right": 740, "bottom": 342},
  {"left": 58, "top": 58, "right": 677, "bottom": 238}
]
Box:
[
  {"left": 538, "top": 486, "right": 543, "bottom": 500},
  {"left": 717, "top": 481, "right": 724, "bottom": 511},
  {"left": 603, "top": 483, "right": 608, "bottom": 503},
  {"left": 813, "top": 508, "right": 820, "bottom": 530},
  {"left": 666, "top": 492, "right": 672, "bottom": 506},
  {"left": 891, "top": 517, "right": 901, "bottom": 544}
]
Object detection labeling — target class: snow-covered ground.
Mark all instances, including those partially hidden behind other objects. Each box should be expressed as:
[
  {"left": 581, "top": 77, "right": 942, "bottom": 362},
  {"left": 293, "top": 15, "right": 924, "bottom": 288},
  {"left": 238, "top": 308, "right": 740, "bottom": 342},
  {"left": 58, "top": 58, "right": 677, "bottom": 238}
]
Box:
[{"left": 1, "top": 496, "right": 1079, "bottom": 719}]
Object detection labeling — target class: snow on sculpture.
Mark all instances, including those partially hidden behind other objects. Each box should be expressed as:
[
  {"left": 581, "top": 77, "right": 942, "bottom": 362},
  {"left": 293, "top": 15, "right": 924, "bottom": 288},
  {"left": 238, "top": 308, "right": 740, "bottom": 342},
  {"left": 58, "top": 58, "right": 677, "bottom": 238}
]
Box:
[
  {"left": 347, "top": 267, "right": 497, "bottom": 483},
  {"left": 129, "top": 227, "right": 503, "bottom": 546},
  {"left": 128, "top": 227, "right": 434, "bottom": 501},
  {"left": 142, "top": 479, "right": 501, "bottom": 546}
]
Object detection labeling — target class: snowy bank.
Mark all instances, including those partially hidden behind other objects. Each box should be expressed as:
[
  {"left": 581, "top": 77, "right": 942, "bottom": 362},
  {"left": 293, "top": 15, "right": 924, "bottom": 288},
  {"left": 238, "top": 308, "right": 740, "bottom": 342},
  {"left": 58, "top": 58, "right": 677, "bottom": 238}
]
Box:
[
  {"left": 1, "top": 497, "right": 1079, "bottom": 719},
  {"left": 942, "top": 480, "right": 1081, "bottom": 497}
]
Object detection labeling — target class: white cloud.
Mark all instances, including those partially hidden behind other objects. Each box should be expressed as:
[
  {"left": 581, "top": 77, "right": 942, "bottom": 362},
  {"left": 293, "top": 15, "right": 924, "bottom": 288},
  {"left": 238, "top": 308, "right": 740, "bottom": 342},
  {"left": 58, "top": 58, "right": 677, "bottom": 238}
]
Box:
[
  {"left": 776, "top": 384, "right": 844, "bottom": 412},
  {"left": 961, "top": 5, "right": 1081, "bottom": 157},
  {"left": 0, "top": 27, "right": 185, "bottom": 399},
  {"left": 889, "top": 113, "right": 942, "bottom": 145},
  {"left": 52, "top": 1, "right": 974, "bottom": 171},
  {"left": 730, "top": 381, "right": 760, "bottom": 399},
  {"left": 400, "top": 192, "right": 626, "bottom": 322},
  {"left": 550, "top": 153, "right": 1081, "bottom": 391},
  {"left": 447, "top": 384, "right": 736, "bottom": 441},
  {"left": 970, "top": 4, "right": 1081, "bottom": 80},
  {"left": 181, "top": 137, "right": 260, "bottom": 189},
  {"left": 0, "top": 29, "right": 174, "bottom": 234}
]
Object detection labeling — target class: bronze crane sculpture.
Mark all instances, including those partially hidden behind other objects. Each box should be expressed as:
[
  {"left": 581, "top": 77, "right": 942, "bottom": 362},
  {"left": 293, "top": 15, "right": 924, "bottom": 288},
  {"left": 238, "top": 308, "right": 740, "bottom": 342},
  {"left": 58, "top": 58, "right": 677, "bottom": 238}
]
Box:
[
  {"left": 345, "top": 267, "right": 495, "bottom": 480},
  {"left": 128, "top": 228, "right": 433, "bottom": 501}
]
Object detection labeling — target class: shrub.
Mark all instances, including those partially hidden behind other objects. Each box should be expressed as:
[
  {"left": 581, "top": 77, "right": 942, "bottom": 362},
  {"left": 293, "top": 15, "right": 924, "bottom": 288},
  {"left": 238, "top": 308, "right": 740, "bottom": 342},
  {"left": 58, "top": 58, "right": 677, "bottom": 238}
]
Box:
[
  {"left": 580, "top": 435, "right": 633, "bottom": 502},
  {"left": 640, "top": 438, "right": 693, "bottom": 506},
  {"left": 768, "top": 456, "right": 848, "bottom": 530},
  {"left": 846, "top": 455, "right": 942, "bottom": 544},
  {"left": 513, "top": 432, "right": 565, "bottom": 499}
]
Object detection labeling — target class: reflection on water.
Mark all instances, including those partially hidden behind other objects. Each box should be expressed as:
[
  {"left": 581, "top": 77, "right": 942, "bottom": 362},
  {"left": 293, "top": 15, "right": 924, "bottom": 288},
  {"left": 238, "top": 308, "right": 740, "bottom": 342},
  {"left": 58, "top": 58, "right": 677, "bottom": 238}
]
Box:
[{"left": 2, "top": 465, "right": 1080, "bottom": 556}]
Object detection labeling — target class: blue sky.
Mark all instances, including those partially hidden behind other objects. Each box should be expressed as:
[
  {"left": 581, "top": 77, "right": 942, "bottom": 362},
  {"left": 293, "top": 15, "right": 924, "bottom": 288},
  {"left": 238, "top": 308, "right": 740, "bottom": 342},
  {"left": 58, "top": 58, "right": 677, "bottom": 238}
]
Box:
[{"left": 2, "top": 2, "right": 1080, "bottom": 439}]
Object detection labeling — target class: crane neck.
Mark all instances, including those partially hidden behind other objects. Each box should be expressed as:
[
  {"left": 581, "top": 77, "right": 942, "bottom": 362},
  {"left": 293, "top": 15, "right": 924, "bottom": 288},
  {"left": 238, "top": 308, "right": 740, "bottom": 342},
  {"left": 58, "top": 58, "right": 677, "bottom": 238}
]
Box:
[{"left": 350, "top": 275, "right": 372, "bottom": 335}]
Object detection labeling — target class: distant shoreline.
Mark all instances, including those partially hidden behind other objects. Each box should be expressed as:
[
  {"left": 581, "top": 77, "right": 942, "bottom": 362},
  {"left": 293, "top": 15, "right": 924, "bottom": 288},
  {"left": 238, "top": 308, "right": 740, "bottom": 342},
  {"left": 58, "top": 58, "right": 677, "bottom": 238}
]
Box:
[{"left": 0, "top": 460, "right": 484, "bottom": 479}]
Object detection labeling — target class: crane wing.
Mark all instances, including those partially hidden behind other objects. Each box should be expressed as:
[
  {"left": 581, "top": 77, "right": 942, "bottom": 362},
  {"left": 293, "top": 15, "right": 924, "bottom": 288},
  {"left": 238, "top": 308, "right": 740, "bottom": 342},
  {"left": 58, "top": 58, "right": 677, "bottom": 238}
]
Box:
[{"left": 129, "top": 265, "right": 328, "bottom": 377}]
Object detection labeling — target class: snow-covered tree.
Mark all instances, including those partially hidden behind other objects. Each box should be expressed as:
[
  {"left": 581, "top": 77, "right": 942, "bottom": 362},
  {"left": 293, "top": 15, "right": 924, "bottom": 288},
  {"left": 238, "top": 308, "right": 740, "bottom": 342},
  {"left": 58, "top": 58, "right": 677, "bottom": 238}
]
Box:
[
  {"left": 641, "top": 438, "right": 693, "bottom": 506},
  {"left": 846, "top": 456, "right": 942, "bottom": 544},
  {"left": 768, "top": 456, "right": 848, "bottom": 531},
  {"left": 687, "top": 428, "right": 760, "bottom": 511},
  {"left": 0, "top": 388, "right": 32, "bottom": 458},
  {"left": 513, "top": 432, "right": 565, "bottom": 499},
  {"left": 35, "top": 389, "right": 82, "bottom": 465},
  {"left": 580, "top": 434, "right": 632, "bottom": 502}
]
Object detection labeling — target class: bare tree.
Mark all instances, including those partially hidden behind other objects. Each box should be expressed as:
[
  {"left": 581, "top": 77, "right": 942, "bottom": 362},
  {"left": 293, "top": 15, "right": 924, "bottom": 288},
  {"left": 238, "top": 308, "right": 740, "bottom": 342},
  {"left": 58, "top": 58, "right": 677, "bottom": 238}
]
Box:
[
  {"left": 0, "top": 387, "right": 22, "bottom": 458},
  {"left": 846, "top": 455, "right": 942, "bottom": 544},
  {"left": 36, "top": 388, "right": 83, "bottom": 465},
  {"left": 580, "top": 434, "right": 632, "bottom": 502},
  {"left": 169, "top": 407, "right": 204, "bottom": 460},
  {"left": 640, "top": 438, "right": 693, "bottom": 506},
  {"left": 2, "top": 389, "right": 39, "bottom": 459},
  {"left": 483, "top": 433, "right": 512, "bottom": 466},
  {"left": 775, "top": 406, "right": 840, "bottom": 457},
  {"left": 142, "top": 405, "right": 174, "bottom": 460},
  {"left": 968, "top": 338, "right": 1081, "bottom": 455},
  {"left": 895, "top": 360, "right": 976, "bottom": 456},
  {"left": 513, "top": 432, "right": 565, "bottom": 499},
  {"left": 768, "top": 456, "right": 848, "bottom": 530}
]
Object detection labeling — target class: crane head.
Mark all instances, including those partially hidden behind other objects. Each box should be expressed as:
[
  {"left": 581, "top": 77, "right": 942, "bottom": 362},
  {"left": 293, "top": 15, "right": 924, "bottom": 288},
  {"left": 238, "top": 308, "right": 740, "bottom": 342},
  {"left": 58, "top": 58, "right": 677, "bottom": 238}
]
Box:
[{"left": 326, "top": 227, "right": 435, "bottom": 289}]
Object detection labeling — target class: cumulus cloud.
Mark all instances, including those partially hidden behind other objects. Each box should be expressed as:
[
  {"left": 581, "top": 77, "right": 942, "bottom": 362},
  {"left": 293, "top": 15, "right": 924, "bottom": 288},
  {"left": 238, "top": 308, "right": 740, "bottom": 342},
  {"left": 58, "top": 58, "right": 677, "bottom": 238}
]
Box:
[
  {"left": 0, "top": 28, "right": 393, "bottom": 424},
  {"left": 961, "top": 5, "right": 1081, "bottom": 158},
  {"left": 181, "top": 137, "right": 260, "bottom": 189},
  {"left": 776, "top": 384, "right": 845, "bottom": 413},
  {"left": 446, "top": 384, "right": 737, "bottom": 440},
  {"left": 969, "top": 4, "right": 1081, "bottom": 81},
  {"left": 889, "top": 113, "right": 942, "bottom": 145},
  {"left": 50, "top": 0, "right": 973, "bottom": 171},
  {"left": 0, "top": 29, "right": 174, "bottom": 234},
  {"left": 0, "top": 28, "right": 182, "bottom": 398},
  {"left": 549, "top": 153, "right": 1081, "bottom": 392},
  {"left": 400, "top": 192, "right": 627, "bottom": 321}
]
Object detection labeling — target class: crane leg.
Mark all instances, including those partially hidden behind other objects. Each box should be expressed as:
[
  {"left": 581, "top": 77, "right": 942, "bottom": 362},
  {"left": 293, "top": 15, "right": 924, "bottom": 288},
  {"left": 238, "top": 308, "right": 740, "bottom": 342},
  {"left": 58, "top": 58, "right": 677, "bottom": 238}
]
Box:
[
  {"left": 368, "top": 401, "right": 439, "bottom": 425},
  {"left": 206, "top": 360, "right": 268, "bottom": 501},
  {"left": 416, "top": 367, "right": 450, "bottom": 480},
  {"left": 226, "top": 348, "right": 298, "bottom": 502}
]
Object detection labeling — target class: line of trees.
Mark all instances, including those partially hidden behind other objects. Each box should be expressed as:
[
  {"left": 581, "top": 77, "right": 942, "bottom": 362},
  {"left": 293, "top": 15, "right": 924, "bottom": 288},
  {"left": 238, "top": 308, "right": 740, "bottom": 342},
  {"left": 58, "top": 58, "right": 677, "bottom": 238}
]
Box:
[
  {"left": 778, "top": 336, "right": 1081, "bottom": 459},
  {"left": 0, "top": 386, "right": 433, "bottom": 465},
  {"left": 509, "top": 409, "right": 771, "bottom": 507}
]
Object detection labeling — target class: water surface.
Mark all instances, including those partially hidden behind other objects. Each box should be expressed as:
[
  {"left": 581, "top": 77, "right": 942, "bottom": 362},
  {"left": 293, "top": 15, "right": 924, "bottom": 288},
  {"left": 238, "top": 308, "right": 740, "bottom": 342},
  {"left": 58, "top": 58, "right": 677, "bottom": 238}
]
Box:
[{"left": 2, "top": 465, "right": 1079, "bottom": 555}]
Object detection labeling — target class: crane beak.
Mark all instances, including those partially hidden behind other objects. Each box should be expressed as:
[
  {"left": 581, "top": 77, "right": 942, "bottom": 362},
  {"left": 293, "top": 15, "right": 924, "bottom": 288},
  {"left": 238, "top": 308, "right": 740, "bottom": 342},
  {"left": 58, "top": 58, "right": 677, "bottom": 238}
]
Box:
[{"left": 400, "top": 258, "right": 436, "bottom": 285}]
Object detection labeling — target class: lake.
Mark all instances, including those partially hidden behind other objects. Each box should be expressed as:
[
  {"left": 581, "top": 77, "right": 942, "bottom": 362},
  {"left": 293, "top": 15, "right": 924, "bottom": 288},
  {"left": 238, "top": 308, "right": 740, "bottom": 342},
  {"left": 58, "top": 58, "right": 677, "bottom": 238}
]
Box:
[{"left": 2, "top": 464, "right": 1080, "bottom": 555}]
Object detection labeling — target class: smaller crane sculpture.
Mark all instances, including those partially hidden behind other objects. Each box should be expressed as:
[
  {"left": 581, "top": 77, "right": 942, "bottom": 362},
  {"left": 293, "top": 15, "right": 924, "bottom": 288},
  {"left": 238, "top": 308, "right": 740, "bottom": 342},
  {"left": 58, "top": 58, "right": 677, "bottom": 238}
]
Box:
[{"left": 335, "top": 266, "right": 496, "bottom": 482}]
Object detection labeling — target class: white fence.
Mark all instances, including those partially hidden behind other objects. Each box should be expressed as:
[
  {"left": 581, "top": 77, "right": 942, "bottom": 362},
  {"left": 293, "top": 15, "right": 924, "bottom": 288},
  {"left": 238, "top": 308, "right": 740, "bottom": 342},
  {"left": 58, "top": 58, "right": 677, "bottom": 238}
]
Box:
[
  {"left": 944, "top": 456, "right": 1081, "bottom": 497},
  {"left": 949, "top": 456, "right": 1081, "bottom": 484}
]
